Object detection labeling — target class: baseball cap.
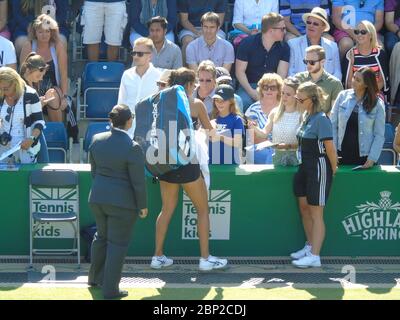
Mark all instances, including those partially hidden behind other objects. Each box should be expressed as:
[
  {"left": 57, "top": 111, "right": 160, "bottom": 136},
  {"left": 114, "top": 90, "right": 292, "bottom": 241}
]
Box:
[
  {"left": 212, "top": 84, "right": 235, "bottom": 101},
  {"left": 215, "top": 67, "right": 232, "bottom": 84}
]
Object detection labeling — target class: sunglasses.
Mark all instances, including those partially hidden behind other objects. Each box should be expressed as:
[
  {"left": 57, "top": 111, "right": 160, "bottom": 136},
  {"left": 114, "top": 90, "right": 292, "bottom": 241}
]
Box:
[
  {"left": 306, "top": 20, "right": 322, "bottom": 27},
  {"left": 157, "top": 81, "right": 167, "bottom": 88},
  {"left": 360, "top": 0, "right": 365, "bottom": 8},
  {"left": 262, "top": 85, "right": 278, "bottom": 91},
  {"left": 131, "top": 51, "right": 151, "bottom": 57},
  {"left": 5, "top": 106, "right": 13, "bottom": 122},
  {"left": 199, "top": 79, "right": 213, "bottom": 83},
  {"left": 303, "top": 59, "right": 322, "bottom": 65},
  {"left": 295, "top": 96, "right": 311, "bottom": 104},
  {"left": 354, "top": 29, "right": 368, "bottom": 35}
]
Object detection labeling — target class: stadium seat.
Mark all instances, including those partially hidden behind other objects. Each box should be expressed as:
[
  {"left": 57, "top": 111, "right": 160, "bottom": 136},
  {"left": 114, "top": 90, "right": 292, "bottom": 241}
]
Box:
[
  {"left": 43, "top": 122, "right": 70, "bottom": 163},
  {"left": 378, "top": 149, "right": 397, "bottom": 165},
  {"left": 80, "top": 122, "right": 111, "bottom": 162},
  {"left": 384, "top": 123, "right": 395, "bottom": 148}
]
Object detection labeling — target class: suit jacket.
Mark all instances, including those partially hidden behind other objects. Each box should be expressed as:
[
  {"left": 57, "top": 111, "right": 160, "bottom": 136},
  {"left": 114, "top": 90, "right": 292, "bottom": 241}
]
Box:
[
  {"left": 88, "top": 128, "right": 147, "bottom": 210},
  {"left": 288, "top": 35, "right": 342, "bottom": 80}
]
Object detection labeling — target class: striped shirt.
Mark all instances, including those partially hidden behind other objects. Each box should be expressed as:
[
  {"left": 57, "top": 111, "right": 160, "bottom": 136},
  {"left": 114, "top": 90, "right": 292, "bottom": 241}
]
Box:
[{"left": 279, "top": 0, "right": 330, "bottom": 35}]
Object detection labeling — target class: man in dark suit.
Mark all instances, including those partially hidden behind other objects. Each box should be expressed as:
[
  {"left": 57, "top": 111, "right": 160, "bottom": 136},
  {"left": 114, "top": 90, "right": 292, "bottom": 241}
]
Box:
[{"left": 88, "top": 104, "right": 148, "bottom": 299}]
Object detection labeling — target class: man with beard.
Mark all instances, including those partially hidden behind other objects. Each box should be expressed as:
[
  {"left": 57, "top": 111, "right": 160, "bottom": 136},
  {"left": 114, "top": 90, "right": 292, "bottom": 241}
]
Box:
[
  {"left": 295, "top": 45, "right": 343, "bottom": 114},
  {"left": 287, "top": 7, "right": 341, "bottom": 80}
]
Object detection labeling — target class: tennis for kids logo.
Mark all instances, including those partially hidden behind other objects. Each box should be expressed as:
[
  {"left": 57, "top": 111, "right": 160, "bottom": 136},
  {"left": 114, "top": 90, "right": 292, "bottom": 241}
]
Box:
[
  {"left": 342, "top": 191, "right": 400, "bottom": 240},
  {"left": 182, "top": 190, "right": 231, "bottom": 240}
]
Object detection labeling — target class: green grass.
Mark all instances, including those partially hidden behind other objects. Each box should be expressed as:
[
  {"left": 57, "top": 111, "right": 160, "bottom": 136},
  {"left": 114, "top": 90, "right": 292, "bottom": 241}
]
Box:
[{"left": 1, "top": 287, "right": 400, "bottom": 300}]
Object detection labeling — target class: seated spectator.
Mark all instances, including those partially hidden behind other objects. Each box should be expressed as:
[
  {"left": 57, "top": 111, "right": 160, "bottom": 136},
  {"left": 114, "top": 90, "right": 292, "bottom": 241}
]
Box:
[
  {"left": 288, "top": 8, "right": 342, "bottom": 80},
  {"left": 249, "top": 77, "right": 302, "bottom": 166},
  {"left": 331, "top": 67, "right": 385, "bottom": 167},
  {"left": 81, "top": 0, "right": 128, "bottom": 61},
  {"left": 389, "top": 42, "right": 400, "bottom": 105},
  {"left": 230, "top": 0, "right": 279, "bottom": 45},
  {"left": 295, "top": 46, "right": 343, "bottom": 114},
  {"left": 0, "top": 35, "right": 17, "bottom": 69},
  {"left": 209, "top": 84, "right": 245, "bottom": 165},
  {"left": 215, "top": 66, "right": 244, "bottom": 113},
  {"left": 280, "top": 0, "right": 331, "bottom": 41},
  {"left": 20, "top": 14, "right": 68, "bottom": 123},
  {"left": 332, "top": 0, "right": 384, "bottom": 59},
  {"left": 245, "top": 73, "right": 283, "bottom": 164},
  {"left": 0, "top": 0, "right": 11, "bottom": 39},
  {"left": 394, "top": 123, "right": 400, "bottom": 156},
  {"left": 384, "top": 0, "right": 400, "bottom": 57},
  {"left": 118, "top": 37, "right": 161, "bottom": 136},
  {"left": 235, "top": 13, "right": 289, "bottom": 111},
  {"left": 129, "top": 0, "right": 177, "bottom": 46},
  {"left": 186, "top": 12, "right": 234, "bottom": 71},
  {"left": 178, "top": 0, "right": 227, "bottom": 63},
  {"left": 9, "top": 0, "right": 70, "bottom": 55},
  {"left": 193, "top": 60, "right": 217, "bottom": 115},
  {"left": 148, "top": 16, "right": 182, "bottom": 70},
  {"left": 343, "top": 20, "right": 389, "bottom": 94},
  {"left": 20, "top": 52, "right": 64, "bottom": 122},
  {"left": 156, "top": 69, "right": 172, "bottom": 91}
]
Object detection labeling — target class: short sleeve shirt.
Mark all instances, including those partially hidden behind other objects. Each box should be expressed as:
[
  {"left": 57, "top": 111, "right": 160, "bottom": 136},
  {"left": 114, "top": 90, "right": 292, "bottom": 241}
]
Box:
[
  {"left": 178, "top": 0, "right": 227, "bottom": 27},
  {"left": 331, "top": 0, "right": 384, "bottom": 27},
  {"left": 385, "top": 0, "right": 400, "bottom": 27},
  {"left": 236, "top": 33, "right": 290, "bottom": 84}
]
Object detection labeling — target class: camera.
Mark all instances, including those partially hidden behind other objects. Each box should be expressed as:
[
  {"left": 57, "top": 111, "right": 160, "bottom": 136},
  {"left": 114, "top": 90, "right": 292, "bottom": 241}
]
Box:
[{"left": 0, "top": 132, "right": 12, "bottom": 146}]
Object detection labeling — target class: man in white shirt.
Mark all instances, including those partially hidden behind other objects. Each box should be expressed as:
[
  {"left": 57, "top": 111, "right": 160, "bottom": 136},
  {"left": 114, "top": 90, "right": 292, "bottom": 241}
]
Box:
[
  {"left": 118, "top": 37, "right": 161, "bottom": 135},
  {"left": 0, "top": 36, "right": 17, "bottom": 69}
]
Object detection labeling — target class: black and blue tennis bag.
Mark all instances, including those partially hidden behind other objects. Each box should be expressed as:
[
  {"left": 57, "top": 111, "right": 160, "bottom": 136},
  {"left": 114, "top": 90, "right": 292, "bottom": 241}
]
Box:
[{"left": 134, "top": 85, "right": 195, "bottom": 177}]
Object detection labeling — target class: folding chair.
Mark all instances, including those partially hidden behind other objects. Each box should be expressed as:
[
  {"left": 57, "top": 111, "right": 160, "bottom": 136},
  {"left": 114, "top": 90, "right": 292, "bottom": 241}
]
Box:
[{"left": 29, "top": 169, "right": 80, "bottom": 268}]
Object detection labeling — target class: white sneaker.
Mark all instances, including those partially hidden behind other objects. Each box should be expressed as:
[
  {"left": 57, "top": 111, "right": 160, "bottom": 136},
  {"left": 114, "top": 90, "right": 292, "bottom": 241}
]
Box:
[
  {"left": 150, "top": 255, "right": 173, "bottom": 269},
  {"left": 292, "top": 252, "right": 321, "bottom": 268},
  {"left": 290, "top": 243, "right": 311, "bottom": 260},
  {"left": 199, "top": 255, "right": 228, "bottom": 271}
]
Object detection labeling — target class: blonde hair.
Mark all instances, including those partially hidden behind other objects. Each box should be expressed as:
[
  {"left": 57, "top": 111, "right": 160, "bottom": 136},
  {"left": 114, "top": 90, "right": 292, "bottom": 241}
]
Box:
[
  {"left": 133, "top": 37, "right": 155, "bottom": 52},
  {"left": 297, "top": 81, "right": 327, "bottom": 115},
  {"left": 261, "top": 12, "right": 284, "bottom": 33},
  {"left": 197, "top": 60, "right": 217, "bottom": 79},
  {"left": 305, "top": 45, "right": 326, "bottom": 60},
  {"left": 273, "top": 77, "right": 300, "bottom": 123},
  {"left": 211, "top": 98, "right": 242, "bottom": 120},
  {"left": 257, "top": 73, "right": 283, "bottom": 100},
  {"left": 28, "top": 14, "right": 60, "bottom": 44},
  {"left": 0, "top": 67, "right": 26, "bottom": 100},
  {"left": 358, "top": 20, "right": 380, "bottom": 49}
]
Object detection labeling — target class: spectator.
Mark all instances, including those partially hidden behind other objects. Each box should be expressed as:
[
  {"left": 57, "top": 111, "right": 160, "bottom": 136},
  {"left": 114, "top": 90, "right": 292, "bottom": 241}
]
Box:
[
  {"left": 209, "top": 84, "right": 245, "bottom": 165},
  {"left": 20, "top": 14, "right": 68, "bottom": 122},
  {"left": 288, "top": 8, "right": 342, "bottom": 80},
  {"left": 148, "top": 16, "right": 182, "bottom": 70},
  {"left": 291, "top": 81, "right": 337, "bottom": 268},
  {"left": 332, "top": 0, "right": 384, "bottom": 59},
  {"left": 343, "top": 20, "right": 389, "bottom": 94},
  {"left": 0, "top": 36, "right": 17, "bottom": 69},
  {"left": 249, "top": 77, "right": 302, "bottom": 166},
  {"left": 81, "top": 0, "right": 128, "bottom": 61},
  {"left": 295, "top": 45, "right": 343, "bottom": 114},
  {"left": 0, "top": 0, "right": 11, "bottom": 39},
  {"left": 331, "top": 67, "right": 385, "bottom": 167},
  {"left": 230, "top": 0, "right": 279, "bottom": 45},
  {"left": 193, "top": 60, "right": 217, "bottom": 115},
  {"left": 9, "top": 0, "right": 70, "bottom": 55},
  {"left": 394, "top": 123, "right": 400, "bottom": 155},
  {"left": 156, "top": 69, "right": 172, "bottom": 91},
  {"left": 280, "top": 0, "right": 330, "bottom": 41},
  {"left": 236, "top": 13, "right": 289, "bottom": 111},
  {"left": 215, "top": 66, "right": 244, "bottom": 113},
  {"left": 384, "top": 0, "right": 400, "bottom": 57},
  {"left": 245, "top": 73, "right": 283, "bottom": 164},
  {"left": 178, "top": 0, "right": 227, "bottom": 63},
  {"left": 129, "top": 0, "right": 177, "bottom": 45},
  {"left": 0, "top": 67, "right": 45, "bottom": 164},
  {"left": 186, "top": 12, "right": 234, "bottom": 71},
  {"left": 389, "top": 42, "right": 400, "bottom": 105},
  {"left": 118, "top": 37, "right": 161, "bottom": 136}
]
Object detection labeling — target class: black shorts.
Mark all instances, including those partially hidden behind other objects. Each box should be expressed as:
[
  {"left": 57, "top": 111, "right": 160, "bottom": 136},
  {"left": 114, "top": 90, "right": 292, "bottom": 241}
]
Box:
[
  {"left": 293, "top": 157, "right": 333, "bottom": 206},
  {"left": 158, "top": 163, "right": 201, "bottom": 184}
]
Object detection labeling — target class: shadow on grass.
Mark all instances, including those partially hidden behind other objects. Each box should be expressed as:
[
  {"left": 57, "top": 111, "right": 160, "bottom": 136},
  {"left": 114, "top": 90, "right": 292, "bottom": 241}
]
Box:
[{"left": 142, "top": 287, "right": 213, "bottom": 300}]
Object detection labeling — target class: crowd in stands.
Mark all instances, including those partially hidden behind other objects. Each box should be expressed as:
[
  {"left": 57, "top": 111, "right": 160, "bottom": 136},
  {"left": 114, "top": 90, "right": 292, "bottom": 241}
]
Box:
[{"left": 0, "top": 0, "right": 399, "bottom": 167}]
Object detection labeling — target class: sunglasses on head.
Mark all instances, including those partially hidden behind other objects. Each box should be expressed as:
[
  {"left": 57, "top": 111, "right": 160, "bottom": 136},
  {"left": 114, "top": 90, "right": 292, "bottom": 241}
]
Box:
[
  {"left": 157, "top": 81, "right": 167, "bottom": 88},
  {"left": 306, "top": 20, "right": 322, "bottom": 27},
  {"left": 354, "top": 29, "right": 368, "bottom": 35},
  {"left": 262, "top": 85, "right": 278, "bottom": 91},
  {"left": 38, "top": 66, "right": 47, "bottom": 72},
  {"left": 303, "top": 59, "right": 322, "bottom": 66},
  {"left": 131, "top": 51, "right": 151, "bottom": 57}
]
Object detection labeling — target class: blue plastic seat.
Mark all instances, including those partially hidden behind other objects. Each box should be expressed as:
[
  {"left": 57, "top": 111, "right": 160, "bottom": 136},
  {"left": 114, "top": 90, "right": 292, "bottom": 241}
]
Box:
[{"left": 43, "top": 122, "right": 68, "bottom": 163}]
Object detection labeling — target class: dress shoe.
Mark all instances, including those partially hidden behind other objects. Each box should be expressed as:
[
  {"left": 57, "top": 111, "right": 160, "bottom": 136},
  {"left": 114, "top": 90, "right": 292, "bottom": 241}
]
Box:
[{"left": 103, "top": 290, "right": 128, "bottom": 299}]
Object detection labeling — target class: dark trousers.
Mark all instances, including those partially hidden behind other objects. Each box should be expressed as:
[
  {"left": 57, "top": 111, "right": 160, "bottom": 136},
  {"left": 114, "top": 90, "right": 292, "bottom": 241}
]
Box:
[{"left": 88, "top": 203, "right": 138, "bottom": 297}]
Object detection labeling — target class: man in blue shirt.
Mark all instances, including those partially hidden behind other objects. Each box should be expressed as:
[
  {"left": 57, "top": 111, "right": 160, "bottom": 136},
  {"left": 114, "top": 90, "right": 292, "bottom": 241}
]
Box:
[{"left": 235, "top": 13, "right": 290, "bottom": 111}]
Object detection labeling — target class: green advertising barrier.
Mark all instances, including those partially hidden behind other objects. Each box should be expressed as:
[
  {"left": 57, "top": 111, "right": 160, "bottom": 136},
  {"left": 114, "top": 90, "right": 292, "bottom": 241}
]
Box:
[{"left": 1, "top": 164, "right": 400, "bottom": 257}]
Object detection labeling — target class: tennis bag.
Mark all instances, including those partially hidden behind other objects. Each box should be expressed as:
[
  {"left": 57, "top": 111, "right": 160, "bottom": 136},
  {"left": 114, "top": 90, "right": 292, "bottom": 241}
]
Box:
[{"left": 134, "top": 85, "right": 195, "bottom": 177}]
